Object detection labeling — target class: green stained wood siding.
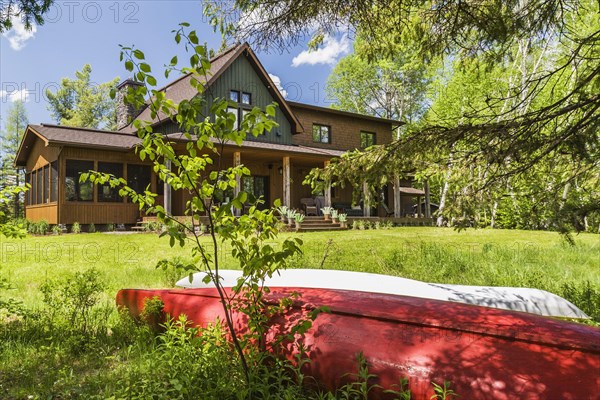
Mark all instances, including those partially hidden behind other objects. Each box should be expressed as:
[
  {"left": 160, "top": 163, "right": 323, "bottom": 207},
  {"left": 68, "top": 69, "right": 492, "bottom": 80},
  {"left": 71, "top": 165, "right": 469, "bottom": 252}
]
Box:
[
  {"left": 205, "top": 55, "right": 292, "bottom": 145},
  {"left": 153, "top": 54, "right": 293, "bottom": 144}
]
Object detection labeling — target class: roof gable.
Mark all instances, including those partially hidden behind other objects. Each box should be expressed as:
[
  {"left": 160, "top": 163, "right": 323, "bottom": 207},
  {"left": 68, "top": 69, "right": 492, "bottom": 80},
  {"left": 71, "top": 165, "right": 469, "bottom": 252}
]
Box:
[
  {"left": 120, "top": 43, "right": 302, "bottom": 134},
  {"left": 15, "top": 124, "right": 141, "bottom": 167}
]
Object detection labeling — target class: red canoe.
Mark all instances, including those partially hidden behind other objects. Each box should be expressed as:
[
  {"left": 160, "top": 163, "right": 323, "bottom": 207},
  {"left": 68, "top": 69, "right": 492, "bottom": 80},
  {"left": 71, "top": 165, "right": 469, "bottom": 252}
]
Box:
[{"left": 116, "top": 287, "right": 600, "bottom": 399}]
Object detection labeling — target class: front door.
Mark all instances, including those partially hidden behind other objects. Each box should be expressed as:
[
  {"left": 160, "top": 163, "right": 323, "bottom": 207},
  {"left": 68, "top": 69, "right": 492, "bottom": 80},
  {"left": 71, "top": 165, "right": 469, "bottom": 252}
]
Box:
[{"left": 242, "top": 175, "right": 270, "bottom": 209}]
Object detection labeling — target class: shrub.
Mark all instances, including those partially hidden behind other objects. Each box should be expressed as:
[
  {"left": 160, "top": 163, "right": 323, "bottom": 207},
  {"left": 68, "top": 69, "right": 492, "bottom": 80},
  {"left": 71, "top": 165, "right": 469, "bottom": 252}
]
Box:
[
  {"left": 71, "top": 222, "right": 81, "bottom": 234},
  {"left": 88, "top": 223, "right": 96, "bottom": 233},
  {"left": 37, "top": 220, "right": 49, "bottom": 235},
  {"left": 51, "top": 225, "right": 62, "bottom": 235},
  {"left": 40, "top": 268, "right": 106, "bottom": 336}
]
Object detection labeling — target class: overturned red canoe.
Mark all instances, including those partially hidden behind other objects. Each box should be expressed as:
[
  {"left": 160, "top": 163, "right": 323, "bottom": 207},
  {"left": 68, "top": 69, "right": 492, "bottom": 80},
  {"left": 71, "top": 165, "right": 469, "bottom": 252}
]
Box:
[{"left": 116, "top": 287, "right": 600, "bottom": 399}]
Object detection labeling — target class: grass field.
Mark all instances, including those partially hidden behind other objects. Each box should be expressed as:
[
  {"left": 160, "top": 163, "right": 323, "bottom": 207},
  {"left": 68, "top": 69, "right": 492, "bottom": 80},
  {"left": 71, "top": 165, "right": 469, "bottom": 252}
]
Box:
[
  {"left": 1, "top": 227, "right": 598, "bottom": 316},
  {"left": 1, "top": 227, "right": 599, "bottom": 399}
]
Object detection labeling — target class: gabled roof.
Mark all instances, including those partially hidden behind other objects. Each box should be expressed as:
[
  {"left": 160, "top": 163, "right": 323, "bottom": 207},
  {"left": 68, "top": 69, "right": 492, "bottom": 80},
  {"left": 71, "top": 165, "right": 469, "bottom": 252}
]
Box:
[
  {"left": 120, "top": 43, "right": 303, "bottom": 134},
  {"left": 15, "top": 124, "right": 141, "bottom": 167},
  {"left": 287, "top": 101, "right": 403, "bottom": 126}
]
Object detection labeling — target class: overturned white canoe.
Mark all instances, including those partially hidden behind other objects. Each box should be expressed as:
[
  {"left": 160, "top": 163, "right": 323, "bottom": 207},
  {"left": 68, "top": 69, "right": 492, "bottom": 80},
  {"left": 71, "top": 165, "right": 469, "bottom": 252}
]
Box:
[{"left": 176, "top": 269, "right": 589, "bottom": 319}]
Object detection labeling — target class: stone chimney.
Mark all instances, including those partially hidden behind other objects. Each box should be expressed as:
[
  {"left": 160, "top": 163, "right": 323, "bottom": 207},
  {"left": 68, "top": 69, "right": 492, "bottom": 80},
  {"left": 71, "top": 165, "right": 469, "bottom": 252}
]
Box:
[{"left": 116, "top": 79, "right": 143, "bottom": 130}]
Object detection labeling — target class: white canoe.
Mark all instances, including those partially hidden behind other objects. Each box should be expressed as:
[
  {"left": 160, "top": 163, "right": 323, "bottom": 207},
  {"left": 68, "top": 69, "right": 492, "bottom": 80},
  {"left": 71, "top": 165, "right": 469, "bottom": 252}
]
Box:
[{"left": 176, "top": 269, "right": 589, "bottom": 319}]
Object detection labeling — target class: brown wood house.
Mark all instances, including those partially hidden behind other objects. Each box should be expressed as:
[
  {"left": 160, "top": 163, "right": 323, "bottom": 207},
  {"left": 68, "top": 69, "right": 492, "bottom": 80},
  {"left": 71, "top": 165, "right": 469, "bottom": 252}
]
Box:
[{"left": 15, "top": 43, "right": 427, "bottom": 228}]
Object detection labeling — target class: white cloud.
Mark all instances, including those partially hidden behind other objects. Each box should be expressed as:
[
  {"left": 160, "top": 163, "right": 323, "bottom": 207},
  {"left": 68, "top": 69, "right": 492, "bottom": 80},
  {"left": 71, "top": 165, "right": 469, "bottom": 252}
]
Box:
[
  {"left": 268, "top": 74, "right": 288, "bottom": 98},
  {"left": 2, "top": 15, "right": 36, "bottom": 50},
  {"left": 291, "top": 35, "right": 350, "bottom": 67},
  {"left": 0, "top": 88, "right": 30, "bottom": 103}
]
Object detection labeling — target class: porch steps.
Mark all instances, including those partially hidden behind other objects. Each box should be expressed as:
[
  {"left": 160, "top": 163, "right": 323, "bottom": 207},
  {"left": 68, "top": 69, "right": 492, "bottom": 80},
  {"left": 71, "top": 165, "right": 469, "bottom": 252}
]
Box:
[{"left": 296, "top": 216, "right": 346, "bottom": 232}]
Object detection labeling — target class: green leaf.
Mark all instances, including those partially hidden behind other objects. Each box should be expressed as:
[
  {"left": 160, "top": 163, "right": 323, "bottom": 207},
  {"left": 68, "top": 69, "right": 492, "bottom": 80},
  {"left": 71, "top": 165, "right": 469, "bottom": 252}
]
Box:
[
  {"left": 125, "top": 60, "right": 134, "bottom": 72},
  {"left": 147, "top": 75, "right": 157, "bottom": 86},
  {"left": 170, "top": 56, "right": 178, "bottom": 65},
  {"left": 133, "top": 49, "right": 145, "bottom": 60},
  {"left": 140, "top": 63, "right": 151, "bottom": 73}
]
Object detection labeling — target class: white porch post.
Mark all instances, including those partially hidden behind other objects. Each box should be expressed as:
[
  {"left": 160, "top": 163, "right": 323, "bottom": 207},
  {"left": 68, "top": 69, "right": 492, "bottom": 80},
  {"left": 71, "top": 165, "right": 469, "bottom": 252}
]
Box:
[
  {"left": 363, "top": 182, "right": 371, "bottom": 217},
  {"left": 417, "top": 196, "right": 422, "bottom": 218},
  {"left": 424, "top": 180, "right": 431, "bottom": 218},
  {"left": 393, "top": 174, "right": 401, "bottom": 217},
  {"left": 324, "top": 160, "right": 332, "bottom": 208},
  {"left": 233, "top": 151, "right": 241, "bottom": 216},
  {"left": 164, "top": 160, "right": 172, "bottom": 216},
  {"left": 282, "top": 156, "right": 291, "bottom": 209}
]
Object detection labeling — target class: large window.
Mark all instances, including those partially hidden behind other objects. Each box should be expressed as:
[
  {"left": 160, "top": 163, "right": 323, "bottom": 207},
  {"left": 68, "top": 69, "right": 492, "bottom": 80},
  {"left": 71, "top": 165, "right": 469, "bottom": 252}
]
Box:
[
  {"left": 36, "top": 168, "right": 42, "bottom": 204},
  {"left": 312, "top": 124, "right": 331, "bottom": 143},
  {"left": 98, "top": 162, "right": 123, "bottom": 202},
  {"left": 25, "top": 172, "right": 31, "bottom": 206},
  {"left": 360, "top": 131, "right": 376, "bottom": 148},
  {"left": 43, "top": 165, "right": 50, "bottom": 203},
  {"left": 50, "top": 161, "right": 58, "bottom": 202},
  {"left": 229, "top": 89, "right": 253, "bottom": 130},
  {"left": 227, "top": 106, "right": 239, "bottom": 129},
  {"left": 66, "top": 160, "right": 94, "bottom": 201},
  {"left": 127, "top": 164, "right": 151, "bottom": 195}
]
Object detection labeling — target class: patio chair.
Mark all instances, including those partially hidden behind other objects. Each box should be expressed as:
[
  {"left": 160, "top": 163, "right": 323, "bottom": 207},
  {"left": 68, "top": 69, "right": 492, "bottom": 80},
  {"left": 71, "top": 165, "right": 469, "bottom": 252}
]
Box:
[
  {"left": 300, "top": 198, "right": 318, "bottom": 216},
  {"left": 381, "top": 202, "right": 394, "bottom": 217}
]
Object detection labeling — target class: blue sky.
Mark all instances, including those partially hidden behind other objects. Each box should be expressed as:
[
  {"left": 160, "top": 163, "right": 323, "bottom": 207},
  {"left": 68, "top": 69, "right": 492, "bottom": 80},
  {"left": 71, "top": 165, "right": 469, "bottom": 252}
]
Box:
[{"left": 1, "top": 1, "right": 351, "bottom": 127}]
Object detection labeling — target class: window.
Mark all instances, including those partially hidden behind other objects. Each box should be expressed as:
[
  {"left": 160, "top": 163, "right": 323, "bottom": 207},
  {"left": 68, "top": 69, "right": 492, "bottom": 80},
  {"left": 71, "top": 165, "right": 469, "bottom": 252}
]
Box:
[
  {"left": 43, "top": 165, "right": 50, "bottom": 203},
  {"left": 227, "top": 106, "right": 239, "bottom": 129},
  {"left": 25, "top": 172, "right": 31, "bottom": 206},
  {"left": 66, "top": 160, "right": 94, "bottom": 201},
  {"left": 127, "top": 164, "right": 151, "bottom": 195},
  {"left": 360, "top": 131, "right": 376, "bottom": 148},
  {"left": 241, "top": 92, "right": 251, "bottom": 105},
  {"left": 36, "top": 168, "right": 43, "bottom": 204},
  {"left": 31, "top": 170, "right": 37, "bottom": 205},
  {"left": 98, "top": 162, "right": 123, "bottom": 202},
  {"left": 241, "top": 176, "right": 269, "bottom": 209},
  {"left": 50, "top": 161, "right": 58, "bottom": 202},
  {"left": 229, "top": 90, "right": 240, "bottom": 103},
  {"left": 312, "top": 124, "right": 331, "bottom": 143}
]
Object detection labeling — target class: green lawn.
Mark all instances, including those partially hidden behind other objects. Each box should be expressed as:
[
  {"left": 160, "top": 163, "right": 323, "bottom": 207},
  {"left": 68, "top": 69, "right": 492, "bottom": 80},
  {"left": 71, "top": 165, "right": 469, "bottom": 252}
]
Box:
[
  {"left": 1, "top": 227, "right": 598, "bottom": 317},
  {"left": 1, "top": 227, "right": 599, "bottom": 399}
]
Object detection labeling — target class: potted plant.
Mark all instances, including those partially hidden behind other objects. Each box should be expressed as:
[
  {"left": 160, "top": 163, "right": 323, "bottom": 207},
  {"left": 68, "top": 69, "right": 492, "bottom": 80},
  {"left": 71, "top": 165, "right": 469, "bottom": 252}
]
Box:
[
  {"left": 331, "top": 209, "right": 339, "bottom": 223},
  {"left": 338, "top": 213, "right": 348, "bottom": 228},
  {"left": 294, "top": 213, "right": 305, "bottom": 230},
  {"left": 322, "top": 206, "right": 332, "bottom": 221},
  {"left": 286, "top": 209, "right": 297, "bottom": 227},
  {"left": 277, "top": 205, "right": 289, "bottom": 223}
]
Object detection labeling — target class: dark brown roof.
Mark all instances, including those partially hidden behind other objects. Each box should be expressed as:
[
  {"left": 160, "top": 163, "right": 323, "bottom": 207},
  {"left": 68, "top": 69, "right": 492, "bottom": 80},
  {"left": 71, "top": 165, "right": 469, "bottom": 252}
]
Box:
[
  {"left": 165, "top": 132, "right": 345, "bottom": 158},
  {"left": 287, "top": 101, "right": 402, "bottom": 126},
  {"left": 15, "top": 124, "right": 141, "bottom": 167},
  {"left": 399, "top": 187, "right": 425, "bottom": 196}
]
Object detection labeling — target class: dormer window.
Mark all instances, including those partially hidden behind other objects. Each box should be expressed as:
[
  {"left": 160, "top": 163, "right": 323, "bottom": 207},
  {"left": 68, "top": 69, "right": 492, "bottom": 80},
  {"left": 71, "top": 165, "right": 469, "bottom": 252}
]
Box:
[
  {"left": 229, "top": 90, "right": 240, "bottom": 103},
  {"left": 312, "top": 124, "right": 331, "bottom": 144}
]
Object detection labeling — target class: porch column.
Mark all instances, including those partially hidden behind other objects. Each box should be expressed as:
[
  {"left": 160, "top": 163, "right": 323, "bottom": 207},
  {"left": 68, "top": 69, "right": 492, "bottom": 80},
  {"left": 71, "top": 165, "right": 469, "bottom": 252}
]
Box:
[
  {"left": 393, "top": 174, "right": 401, "bottom": 217},
  {"left": 363, "top": 182, "right": 371, "bottom": 217},
  {"left": 424, "top": 180, "right": 431, "bottom": 218},
  {"left": 324, "top": 160, "right": 332, "bottom": 207},
  {"left": 282, "top": 156, "right": 291, "bottom": 209},
  {"left": 233, "top": 151, "right": 241, "bottom": 216},
  {"left": 164, "top": 160, "right": 172, "bottom": 216},
  {"left": 417, "top": 196, "right": 422, "bottom": 218}
]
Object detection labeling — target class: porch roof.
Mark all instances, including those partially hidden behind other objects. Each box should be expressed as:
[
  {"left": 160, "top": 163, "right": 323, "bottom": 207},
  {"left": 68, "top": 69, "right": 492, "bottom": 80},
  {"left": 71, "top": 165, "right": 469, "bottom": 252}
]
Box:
[
  {"left": 399, "top": 187, "right": 426, "bottom": 196},
  {"left": 165, "top": 132, "right": 346, "bottom": 158}
]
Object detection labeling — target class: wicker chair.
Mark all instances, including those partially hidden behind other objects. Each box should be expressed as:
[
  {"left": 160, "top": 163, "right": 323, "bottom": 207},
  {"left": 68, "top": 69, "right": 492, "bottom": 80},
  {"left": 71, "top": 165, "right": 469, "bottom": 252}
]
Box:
[{"left": 300, "top": 198, "right": 318, "bottom": 216}]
